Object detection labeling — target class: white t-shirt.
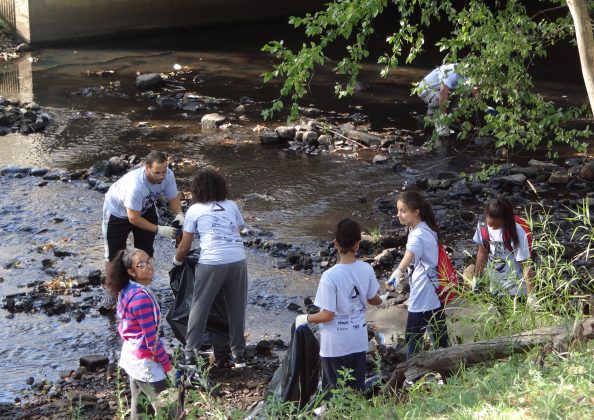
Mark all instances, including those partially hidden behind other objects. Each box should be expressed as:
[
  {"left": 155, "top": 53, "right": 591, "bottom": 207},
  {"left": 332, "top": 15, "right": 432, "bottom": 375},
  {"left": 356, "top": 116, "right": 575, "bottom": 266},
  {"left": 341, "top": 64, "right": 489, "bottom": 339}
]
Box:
[
  {"left": 473, "top": 222, "right": 530, "bottom": 296},
  {"left": 314, "top": 261, "right": 379, "bottom": 358},
  {"left": 419, "top": 64, "right": 462, "bottom": 96},
  {"left": 103, "top": 167, "right": 178, "bottom": 219},
  {"left": 406, "top": 222, "right": 442, "bottom": 313},
  {"left": 183, "top": 200, "right": 246, "bottom": 265}
]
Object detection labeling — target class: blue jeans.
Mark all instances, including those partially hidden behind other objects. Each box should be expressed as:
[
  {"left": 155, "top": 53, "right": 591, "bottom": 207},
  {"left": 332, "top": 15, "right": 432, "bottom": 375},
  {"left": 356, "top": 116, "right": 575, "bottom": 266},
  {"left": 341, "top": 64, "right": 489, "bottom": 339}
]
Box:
[{"left": 405, "top": 305, "right": 448, "bottom": 359}]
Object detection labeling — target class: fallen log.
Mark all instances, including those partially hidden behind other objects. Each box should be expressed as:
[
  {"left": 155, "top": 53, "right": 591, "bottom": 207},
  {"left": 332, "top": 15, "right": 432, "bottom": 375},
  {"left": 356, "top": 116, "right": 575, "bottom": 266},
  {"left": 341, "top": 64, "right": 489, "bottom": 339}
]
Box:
[{"left": 385, "top": 317, "right": 594, "bottom": 392}]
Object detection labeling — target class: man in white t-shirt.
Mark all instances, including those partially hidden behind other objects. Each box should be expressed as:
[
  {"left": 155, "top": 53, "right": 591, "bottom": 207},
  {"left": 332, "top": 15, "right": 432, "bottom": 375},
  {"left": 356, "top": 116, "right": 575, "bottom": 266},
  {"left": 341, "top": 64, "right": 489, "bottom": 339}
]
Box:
[
  {"left": 418, "top": 63, "right": 472, "bottom": 136},
  {"left": 102, "top": 150, "right": 183, "bottom": 268}
]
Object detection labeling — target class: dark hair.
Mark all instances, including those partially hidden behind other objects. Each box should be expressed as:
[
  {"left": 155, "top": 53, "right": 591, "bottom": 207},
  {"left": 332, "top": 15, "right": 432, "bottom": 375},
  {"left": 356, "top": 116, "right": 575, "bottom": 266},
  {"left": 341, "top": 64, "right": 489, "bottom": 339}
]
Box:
[
  {"left": 190, "top": 167, "right": 228, "bottom": 203},
  {"left": 486, "top": 196, "right": 519, "bottom": 246},
  {"left": 335, "top": 218, "right": 361, "bottom": 254},
  {"left": 145, "top": 150, "right": 167, "bottom": 166},
  {"left": 397, "top": 190, "right": 440, "bottom": 238},
  {"left": 105, "top": 248, "right": 141, "bottom": 297}
]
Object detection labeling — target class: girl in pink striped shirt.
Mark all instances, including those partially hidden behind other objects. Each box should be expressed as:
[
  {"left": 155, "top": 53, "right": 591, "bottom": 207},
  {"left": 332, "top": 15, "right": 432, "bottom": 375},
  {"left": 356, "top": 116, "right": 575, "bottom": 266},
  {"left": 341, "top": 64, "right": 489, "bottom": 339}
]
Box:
[{"left": 106, "top": 247, "right": 174, "bottom": 419}]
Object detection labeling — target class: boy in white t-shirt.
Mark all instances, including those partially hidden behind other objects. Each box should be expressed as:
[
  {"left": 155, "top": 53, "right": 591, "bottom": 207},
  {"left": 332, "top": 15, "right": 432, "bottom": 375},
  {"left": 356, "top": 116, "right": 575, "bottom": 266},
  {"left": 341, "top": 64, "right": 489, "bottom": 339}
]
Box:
[{"left": 295, "top": 219, "right": 386, "bottom": 393}]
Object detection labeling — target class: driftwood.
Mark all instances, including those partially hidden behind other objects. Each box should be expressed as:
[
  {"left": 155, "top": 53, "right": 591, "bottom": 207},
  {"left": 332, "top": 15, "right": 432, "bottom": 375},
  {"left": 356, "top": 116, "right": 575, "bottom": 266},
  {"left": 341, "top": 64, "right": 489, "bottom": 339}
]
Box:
[{"left": 385, "top": 317, "right": 594, "bottom": 392}]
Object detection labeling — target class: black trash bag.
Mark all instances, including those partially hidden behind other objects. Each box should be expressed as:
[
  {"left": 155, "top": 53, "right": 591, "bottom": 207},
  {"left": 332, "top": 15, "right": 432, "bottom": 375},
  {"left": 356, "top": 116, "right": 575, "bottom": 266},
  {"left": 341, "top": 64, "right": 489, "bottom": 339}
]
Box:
[
  {"left": 265, "top": 323, "right": 320, "bottom": 409},
  {"left": 167, "top": 250, "right": 230, "bottom": 353}
]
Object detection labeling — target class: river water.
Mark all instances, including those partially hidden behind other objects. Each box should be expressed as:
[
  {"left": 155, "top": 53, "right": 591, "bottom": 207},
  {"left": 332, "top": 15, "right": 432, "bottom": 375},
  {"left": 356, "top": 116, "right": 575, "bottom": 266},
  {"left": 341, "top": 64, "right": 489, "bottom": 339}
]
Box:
[{"left": 0, "top": 22, "right": 589, "bottom": 402}]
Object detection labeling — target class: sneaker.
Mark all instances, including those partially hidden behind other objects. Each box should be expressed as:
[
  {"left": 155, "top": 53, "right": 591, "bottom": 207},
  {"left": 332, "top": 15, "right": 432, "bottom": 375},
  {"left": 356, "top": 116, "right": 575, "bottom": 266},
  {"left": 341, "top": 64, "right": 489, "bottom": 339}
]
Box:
[
  {"left": 178, "top": 353, "right": 197, "bottom": 370},
  {"left": 230, "top": 353, "right": 246, "bottom": 369}
]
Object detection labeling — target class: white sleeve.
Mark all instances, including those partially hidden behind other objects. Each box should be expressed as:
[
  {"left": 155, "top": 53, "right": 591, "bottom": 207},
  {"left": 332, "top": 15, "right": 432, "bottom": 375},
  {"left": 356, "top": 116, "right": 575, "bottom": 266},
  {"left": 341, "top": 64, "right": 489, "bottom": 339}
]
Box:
[
  {"left": 182, "top": 206, "right": 198, "bottom": 234},
  {"left": 314, "top": 273, "right": 337, "bottom": 313},
  {"left": 365, "top": 265, "right": 380, "bottom": 300},
  {"left": 232, "top": 201, "right": 245, "bottom": 227},
  {"left": 163, "top": 170, "right": 178, "bottom": 200},
  {"left": 123, "top": 180, "right": 144, "bottom": 212},
  {"left": 514, "top": 224, "right": 530, "bottom": 262}
]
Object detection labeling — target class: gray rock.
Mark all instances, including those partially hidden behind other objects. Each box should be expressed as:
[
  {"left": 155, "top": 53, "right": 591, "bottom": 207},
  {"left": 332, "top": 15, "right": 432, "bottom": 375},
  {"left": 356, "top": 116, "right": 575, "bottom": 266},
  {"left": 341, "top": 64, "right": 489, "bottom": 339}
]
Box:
[
  {"left": 275, "top": 126, "right": 297, "bottom": 139},
  {"left": 136, "top": 73, "right": 163, "bottom": 90},
  {"left": 201, "top": 113, "right": 227, "bottom": 129},
  {"left": 259, "top": 131, "right": 282, "bottom": 144},
  {"left": 580, "top": 161, "right": 594, "bottom": 181},
  {"left": 447, "top": 180, "right": 473, "bottom": 199},
  {"left": 317, "top": 134, "right": 332, "bottom": 146},
  {"left": 548, "top": 171, "right": 569, "bottom": 185},
  {"left": 510, "top": 166, "right": 538, "bottom": 177},
  {"left": 104, "top": 156, "right": 129, "bottom": 177},
  {"left": 26, "top": 377, "right": 34, "bottom": 386},
  {"left": 180, "top": 101, "right": 204, "bottom": 112},
  {"left": 381, "top": 136, "right": 397, "bottom": 148},
  {"left": 72, "top": 310, "right": 85, "bottom": 322},
  {"left": 1, "top": 165, "right": 31, "bottom": 175},
  {"left": 88, "top": 270, "right": 102, "bottom": 286},
  {"left": 345, "top": 129, "right": 382, "bottom": 147},
  {"left": 501, "top": 174, "right": 527, "bottom": 185},
  {"left": 156, "top": 95, "right": 179, "bottom": 109},
  {"left": 79, "top": 355, "right": 109, "bottom": 371},
  {"left": 374, "top": 249, "right": 395, "bottom": 266},
  {"left": 25, "top": 102, "right": 41, "bottom": 111},
  {"left": 373, "top": 154, "right": 389, "bottom": 164},
  {"left": 303, "top": 131, "right": 318, "bottom": 143},
  {"left": 528, "top": 159, "right": 559, "bottom": 171}
]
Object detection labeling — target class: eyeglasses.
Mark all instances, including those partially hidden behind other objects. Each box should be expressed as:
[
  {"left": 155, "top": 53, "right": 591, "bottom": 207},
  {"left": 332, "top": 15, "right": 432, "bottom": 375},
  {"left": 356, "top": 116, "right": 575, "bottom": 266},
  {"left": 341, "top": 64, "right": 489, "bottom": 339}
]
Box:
[{"left": 134, "top": 258, "right": 154, "bottom": 269}]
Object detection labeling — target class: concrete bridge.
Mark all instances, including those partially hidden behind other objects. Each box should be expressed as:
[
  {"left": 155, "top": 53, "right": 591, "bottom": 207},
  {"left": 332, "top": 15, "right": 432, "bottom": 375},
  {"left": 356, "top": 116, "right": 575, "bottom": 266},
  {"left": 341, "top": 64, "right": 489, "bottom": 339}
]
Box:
[{"left": 0, "top": 0, "right": 319, "bottom": 45}]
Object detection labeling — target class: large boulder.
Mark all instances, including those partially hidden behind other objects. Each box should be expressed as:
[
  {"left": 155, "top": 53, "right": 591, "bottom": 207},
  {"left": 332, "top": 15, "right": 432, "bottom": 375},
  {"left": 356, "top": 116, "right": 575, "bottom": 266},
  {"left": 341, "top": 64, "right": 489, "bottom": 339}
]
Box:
[
  {"left": 345, "top": 129, "right": 382, "bottom": 147},
  {"left": 136, "top": 73, "right": 163, "bottom": 90},
  {"left": 548, "top": 171, "right": 569, "bottom": 185},
  {"left": 201, "top": 113, "right": 227, "bottom": 129},
  {"left": 104, "top": 157, "right": 130, "bottom": 177},
  {"left": 275, "top": 126, "right": 297, "bottom": 139},
  {"left": 259, "top": 131, "right": 282, "bottom": 144}
]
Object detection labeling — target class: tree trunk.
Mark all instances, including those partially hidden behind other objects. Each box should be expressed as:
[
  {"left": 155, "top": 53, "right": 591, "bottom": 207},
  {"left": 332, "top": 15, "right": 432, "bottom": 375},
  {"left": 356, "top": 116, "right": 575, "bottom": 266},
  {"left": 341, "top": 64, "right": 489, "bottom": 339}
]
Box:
[
  {"left": 385, "top": 317, "right": 594, "bottom": 392},
  {"left": 567, "top": 0, "right": 594, "bottom": 116}
]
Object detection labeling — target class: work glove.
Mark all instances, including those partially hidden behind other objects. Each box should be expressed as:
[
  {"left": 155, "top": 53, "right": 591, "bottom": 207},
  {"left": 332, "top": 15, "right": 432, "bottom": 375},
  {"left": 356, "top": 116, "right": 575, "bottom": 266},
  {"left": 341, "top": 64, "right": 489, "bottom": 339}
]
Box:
[
  {"left": 172, "top": 212, "right": 185, "bottom": 229},
  {"left": 172, "top": 256, "right": 183, "bottom": 266},
  {"left": 157, "top": 225, "right": 177, "bottom": 239},
  {"left": 379, "top": 293, "right": 389, "bottom": 309},
  {"left": 295, "top": 314, "right": 309, "bottom": 328},
  {"left": 385, "top": 268, "right": 402, "bottom": 291}
]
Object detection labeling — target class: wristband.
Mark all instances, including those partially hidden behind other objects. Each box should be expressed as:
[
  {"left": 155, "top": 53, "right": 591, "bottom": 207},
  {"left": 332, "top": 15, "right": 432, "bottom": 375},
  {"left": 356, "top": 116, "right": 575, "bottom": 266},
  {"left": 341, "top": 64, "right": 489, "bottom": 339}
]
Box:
[{"left": 306, "top": 314, "right": 310, "bottom": 323}]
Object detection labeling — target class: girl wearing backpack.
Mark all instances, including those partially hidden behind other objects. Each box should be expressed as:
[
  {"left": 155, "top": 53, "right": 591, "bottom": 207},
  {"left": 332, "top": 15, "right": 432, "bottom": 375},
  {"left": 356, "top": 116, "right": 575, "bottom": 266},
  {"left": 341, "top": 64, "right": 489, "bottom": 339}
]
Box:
[
  {"left": 385, "top": 190, "right": 448, "bottom": 359},
  {"left": 472, "top": 196, "right": 534, "bottom": 304}
]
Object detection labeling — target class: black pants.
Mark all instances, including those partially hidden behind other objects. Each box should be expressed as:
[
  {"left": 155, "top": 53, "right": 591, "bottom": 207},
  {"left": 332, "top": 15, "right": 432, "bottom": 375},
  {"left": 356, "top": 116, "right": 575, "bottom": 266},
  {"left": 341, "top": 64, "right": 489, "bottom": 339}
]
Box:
[
  {"left": 320, "top": 351, "right": 366, "bottom": 396},
  {"left": 104, "top": 206, "right": 158, "bottom": 261},
  {"left": 405, "top": 305, "right": 448, "bottom": 359}
]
